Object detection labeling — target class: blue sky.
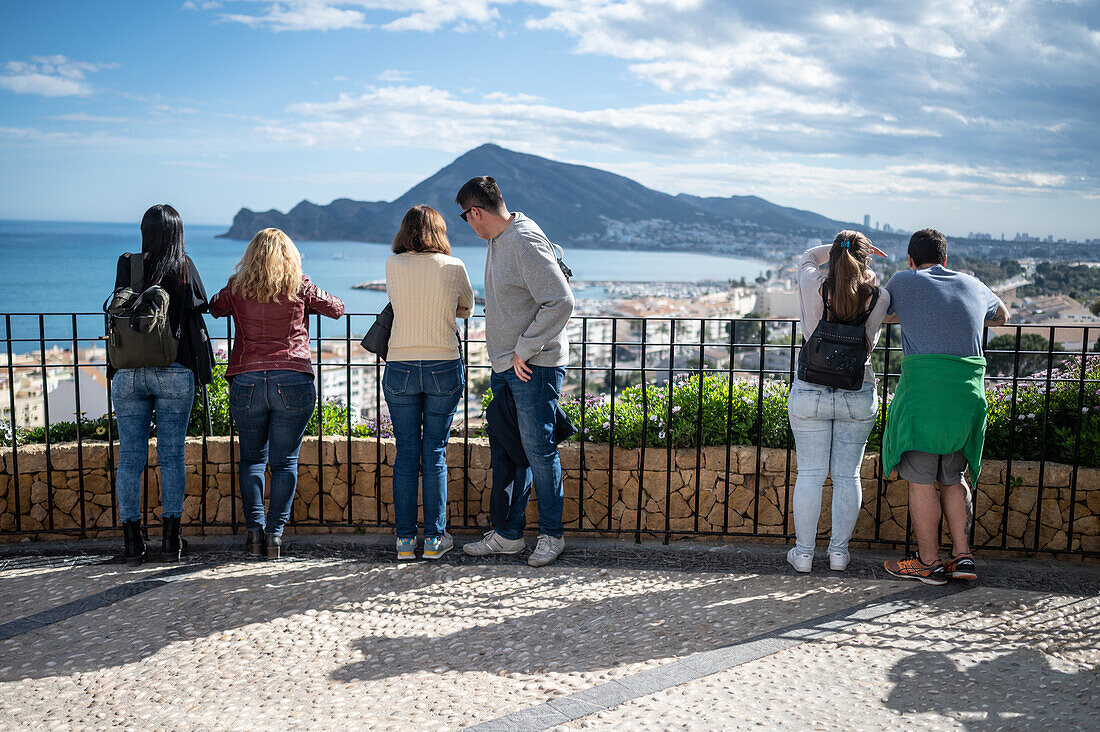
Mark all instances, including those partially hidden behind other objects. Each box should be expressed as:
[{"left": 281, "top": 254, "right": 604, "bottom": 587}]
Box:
[{"left": 1, "top": 0, "right": 1098, "bottom": 241}]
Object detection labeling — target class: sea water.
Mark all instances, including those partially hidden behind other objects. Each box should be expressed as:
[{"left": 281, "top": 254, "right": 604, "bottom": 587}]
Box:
[{"left": 0, "top": 219, "right": 769, "bottom": 352}]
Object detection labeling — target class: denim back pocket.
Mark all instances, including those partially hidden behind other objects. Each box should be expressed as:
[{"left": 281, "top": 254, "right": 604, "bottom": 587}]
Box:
[
  {"left": 788, "top": 387, "right": 823, "bottom": 421},
  {"left": 111, "top": 370, "right": 136, "bottom": 400},
  {"left": 229, "top": 380, "right": 255, "bottom": 411},
  {"left": 383, "top": 364, "right": 411, "bottom": 395},
  {"left": 430, "top": 362, "right": 464, "bottom": 396},
  {"left": 156, "top": 366, "right": 193, "bottom": 398},
  {"left": 276, "top": 378, "right": 316, "bottom": 411},
  {"left": 842, "top": 384, "right": 878, "bottom": 422}
]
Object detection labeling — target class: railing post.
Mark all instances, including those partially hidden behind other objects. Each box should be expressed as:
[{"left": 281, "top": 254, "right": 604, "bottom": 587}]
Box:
[
  {"left": 5, "top": 315, "right": 22, "bottom": 533},
  {"left": 71, "top": 315, "right": 87, "bottom": 537},
  {"left": 635, "top": 319, "right": 648, "bottom": 544}
]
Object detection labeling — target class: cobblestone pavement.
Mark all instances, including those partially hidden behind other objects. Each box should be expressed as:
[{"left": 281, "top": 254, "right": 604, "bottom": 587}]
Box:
[{"left": 0, "top": 537, "right": 1096, "bottom": 731}]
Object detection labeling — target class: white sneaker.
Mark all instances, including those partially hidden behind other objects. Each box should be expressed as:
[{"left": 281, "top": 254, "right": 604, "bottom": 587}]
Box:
[
  {"left": 786, "top": 547, "right": 813, "bottom": 573},
  {"left": 528, "top": 534, "right": 565, "bottom": 567},
  {"left": 828, "top": 550, "right": 850, "bottom": 571},
  {"left": 462, "top": 530, "right": 526, "bottom": 556}
]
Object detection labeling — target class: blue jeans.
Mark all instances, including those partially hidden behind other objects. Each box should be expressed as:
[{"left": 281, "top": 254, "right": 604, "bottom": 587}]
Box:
[
  {"left": 383, "top": 359, "right": 464, "bottom": 539},
  {"left": 787, "top": 378, "right": 877, "bottom": 554},
  {"left": 229, "top": 370, "right": 316, "bottom": 536},
  {"left": 112, "top": 364, "right": 195, "bottom": 524},
  {"left": 489, "top": 365, "right": 566, "bottom": 539}
]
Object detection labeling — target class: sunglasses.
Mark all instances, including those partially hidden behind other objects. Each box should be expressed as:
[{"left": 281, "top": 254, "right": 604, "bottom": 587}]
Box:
[{"left": 460, "top": 206, "right": 479, "bottom": 222}]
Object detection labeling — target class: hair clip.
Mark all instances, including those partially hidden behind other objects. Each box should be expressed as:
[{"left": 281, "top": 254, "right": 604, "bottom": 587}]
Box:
[{"left": 840, "top": 239, "right": 851, "bottom": 249}]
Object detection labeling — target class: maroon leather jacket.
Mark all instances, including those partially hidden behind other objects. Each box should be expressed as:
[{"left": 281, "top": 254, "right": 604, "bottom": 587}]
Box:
[{"left": 209, "top": 276, "right": 345, "bottom": 378}]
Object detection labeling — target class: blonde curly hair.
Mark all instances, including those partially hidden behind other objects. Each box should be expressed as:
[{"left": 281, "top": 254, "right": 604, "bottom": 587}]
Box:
[{"left": 231, "top": 228, "right": 303, "bottom": 303}]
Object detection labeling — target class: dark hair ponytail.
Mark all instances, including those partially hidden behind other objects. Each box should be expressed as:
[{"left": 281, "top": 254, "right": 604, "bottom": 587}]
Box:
[{"left": 140, "top": 204, "right": 187, "bottom": 289}]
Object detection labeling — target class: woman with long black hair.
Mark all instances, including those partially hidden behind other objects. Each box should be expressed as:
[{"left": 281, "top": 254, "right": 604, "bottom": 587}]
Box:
[{"left": 109, "top": 204, "right": 213, "bottom": 565}]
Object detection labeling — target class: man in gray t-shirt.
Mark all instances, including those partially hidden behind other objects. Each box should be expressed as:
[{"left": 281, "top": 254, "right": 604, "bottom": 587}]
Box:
[
  {"left": 885, "top": 263, "right": 1003, "bottom": 357},
  {"left": 882, "top": 229, "right": 1009, "bottom": 586}
]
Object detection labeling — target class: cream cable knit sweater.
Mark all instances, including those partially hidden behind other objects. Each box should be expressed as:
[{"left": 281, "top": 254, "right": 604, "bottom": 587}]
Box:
[{"left": 385, "top": 252, "right": 474, "bottom": 362}]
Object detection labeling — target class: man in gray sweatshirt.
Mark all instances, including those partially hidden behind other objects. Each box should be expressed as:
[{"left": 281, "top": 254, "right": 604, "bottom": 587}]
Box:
[{"left": 456, "top": 176, "right": 575, "bottom": 567}]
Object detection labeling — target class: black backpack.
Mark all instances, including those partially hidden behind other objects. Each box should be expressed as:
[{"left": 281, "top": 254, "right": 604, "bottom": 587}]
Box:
[
  {"left": 103, "top": 254, "right": 179, "bottom": 370},
  {"left": 797, "top": 282, "right": 879, "bottom": 390}
]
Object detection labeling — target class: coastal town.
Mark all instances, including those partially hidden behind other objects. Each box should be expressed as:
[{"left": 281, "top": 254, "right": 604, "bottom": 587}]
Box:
[{"left": 5, "top": 254, "right": 1098, "bottom": 436}]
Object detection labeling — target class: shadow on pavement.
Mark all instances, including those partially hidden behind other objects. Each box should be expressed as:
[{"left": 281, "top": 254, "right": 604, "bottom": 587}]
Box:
[
  {"left": 885, "top": 647, "right": 1096, "bottom": 730},
  {"left": 0, "top": 548, "right": 889, "bottom": 684}
]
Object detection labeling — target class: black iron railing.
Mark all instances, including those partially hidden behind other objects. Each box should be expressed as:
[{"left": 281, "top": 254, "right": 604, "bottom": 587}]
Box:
[{"left": 1, "top": 312, "right": 1097, "bottom": 557}]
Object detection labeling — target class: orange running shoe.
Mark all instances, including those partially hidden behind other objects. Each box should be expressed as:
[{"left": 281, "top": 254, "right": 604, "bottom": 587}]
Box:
[
  {"left": 943, "top": 552, "right": 978, "bottom": 581},
  {"left": 884, "top": 553, "right": 947, "bottom": 585}
]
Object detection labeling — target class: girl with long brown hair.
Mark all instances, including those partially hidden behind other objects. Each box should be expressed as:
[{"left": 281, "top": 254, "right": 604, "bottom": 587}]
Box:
[{"left": 787, "top": 230, "right": 890, "bottom": 573}]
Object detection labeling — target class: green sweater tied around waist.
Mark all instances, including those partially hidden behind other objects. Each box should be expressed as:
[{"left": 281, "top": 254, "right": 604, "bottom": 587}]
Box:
[{"left": 882, "top": 354, "right": 988, "bottom": 482}]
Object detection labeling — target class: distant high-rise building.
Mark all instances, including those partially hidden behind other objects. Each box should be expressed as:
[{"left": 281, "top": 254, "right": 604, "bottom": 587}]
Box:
[{"left": 863, "top": 214, "right": 870, "bottom": 228}]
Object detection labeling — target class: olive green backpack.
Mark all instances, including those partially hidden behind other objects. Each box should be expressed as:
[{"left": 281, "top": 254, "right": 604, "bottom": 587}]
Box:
[{"left": 103, "top": 254, "right": 179, "bottom": 369}]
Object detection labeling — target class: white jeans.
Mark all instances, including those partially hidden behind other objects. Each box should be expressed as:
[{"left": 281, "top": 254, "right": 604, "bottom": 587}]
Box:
[{"left": 787, "top": 378, "right": 878, "bottom": 553}]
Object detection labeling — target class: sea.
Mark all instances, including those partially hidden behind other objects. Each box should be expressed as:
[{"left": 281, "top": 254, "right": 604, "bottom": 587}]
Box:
[{"left": 0, "top": 219, "right": 769, "bottom": 353}]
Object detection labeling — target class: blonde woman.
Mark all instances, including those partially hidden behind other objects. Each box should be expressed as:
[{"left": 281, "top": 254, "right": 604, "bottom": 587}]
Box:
[
  {"left": 210, "top": 229, "right": 345, "bottom": 558},
  {"left": 385, "top": 205, "right": 474, "bottom": 559}
]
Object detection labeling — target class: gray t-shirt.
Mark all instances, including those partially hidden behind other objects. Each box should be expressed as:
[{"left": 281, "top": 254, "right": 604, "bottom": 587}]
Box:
[{"left": 885, "top": 265, "right": 1002, "bottom": 357}]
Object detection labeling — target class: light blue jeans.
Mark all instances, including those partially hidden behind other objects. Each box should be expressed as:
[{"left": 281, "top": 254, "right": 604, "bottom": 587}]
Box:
[
  {"left": 111, "top": 364, "right": 195, "bottom": 523},
  {"left": 787, "top": 378, "right": 877, "bottom": 554}
]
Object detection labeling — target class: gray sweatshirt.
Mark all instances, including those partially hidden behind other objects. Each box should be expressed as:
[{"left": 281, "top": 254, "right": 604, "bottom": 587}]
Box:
[{"left": 484, "top": 212, "right": 575, "bottom": 373}]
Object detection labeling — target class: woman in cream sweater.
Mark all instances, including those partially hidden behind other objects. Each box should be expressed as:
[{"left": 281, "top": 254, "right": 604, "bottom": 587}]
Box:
[{"left": 384, "top": 205, "right": 474, "bottom": 560}]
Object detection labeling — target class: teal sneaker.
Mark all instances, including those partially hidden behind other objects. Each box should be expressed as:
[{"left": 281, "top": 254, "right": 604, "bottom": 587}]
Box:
[
  {"left": 396, "top": 536, "right": 416, "bottom": 559},
  {"left": 423, "top": 533, "right": 453, "bottom": 560}
]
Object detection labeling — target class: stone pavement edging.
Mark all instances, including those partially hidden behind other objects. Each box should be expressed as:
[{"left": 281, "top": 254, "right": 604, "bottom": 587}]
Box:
[{"left": 465, "top": 583, "right": 972, "bottom": 732}]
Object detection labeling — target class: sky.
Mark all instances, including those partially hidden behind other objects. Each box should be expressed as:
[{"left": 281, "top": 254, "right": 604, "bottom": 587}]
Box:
[{"left": 1, "top": 0, "right": 1098, "bottom": 241}]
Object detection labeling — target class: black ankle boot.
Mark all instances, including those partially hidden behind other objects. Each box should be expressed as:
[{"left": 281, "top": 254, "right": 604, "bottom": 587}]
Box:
[
  {"left": 123, "top": 520, "right": 145, "bottom": 566},
  {"left": 162, "top": 516, "right": 182, "bottom": 562},
  {"left": 247, "top": 529, "right": 265, "bottom": 557},
  {"left": 266, "top": 534, "right": 282, "bottom": 560}
]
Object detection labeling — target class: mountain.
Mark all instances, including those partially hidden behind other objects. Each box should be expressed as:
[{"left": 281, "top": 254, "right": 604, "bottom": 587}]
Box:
[
  {"left": 675, "top": 193, "right": 849, "bottom": 232},
  {"left": 219, "top": 144, "right": 856, "bottom": 247}
]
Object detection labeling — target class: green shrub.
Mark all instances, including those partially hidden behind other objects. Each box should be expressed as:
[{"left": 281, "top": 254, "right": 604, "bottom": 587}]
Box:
[{"left": 12, "top": 356, "right": 1100, "bottom": 469}]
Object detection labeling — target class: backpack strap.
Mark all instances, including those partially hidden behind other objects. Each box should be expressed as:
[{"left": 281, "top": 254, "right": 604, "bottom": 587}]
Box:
[
  {"left": 855, "top": 287, "right": 881, "bottom": 326},
  {"left": 129, "top": 253, "right": 143, "bottom": 291},
  {"left": 822, "top": 280, "right": 881, "bottom": 326}
]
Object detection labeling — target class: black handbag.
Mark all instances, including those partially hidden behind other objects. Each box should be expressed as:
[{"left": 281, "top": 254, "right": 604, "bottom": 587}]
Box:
[
  {"left": 797, "top": 282, "right": 879, "bottom": 390},
  {"left": 360, "top": 302, "right": 394, "bottom": 360}
]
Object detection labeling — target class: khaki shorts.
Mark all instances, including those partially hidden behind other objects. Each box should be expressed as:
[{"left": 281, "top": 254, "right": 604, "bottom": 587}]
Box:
[{"left": 897, "top": 450, "right": 969, "bottom": 486}]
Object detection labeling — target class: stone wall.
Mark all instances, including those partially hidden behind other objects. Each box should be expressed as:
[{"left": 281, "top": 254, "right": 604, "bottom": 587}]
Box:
[{"left": 1, "top": 437, "right": 1098, "bottom": 555}]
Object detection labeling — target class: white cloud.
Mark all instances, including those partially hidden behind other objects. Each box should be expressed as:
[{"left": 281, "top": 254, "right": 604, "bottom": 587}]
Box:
[
  {"left": 0, "top": 55, "right": 119, "bottom": 97},
  {"left": 182, "top": 0, "right": 223, "bottom": 9},
  {"left": 376, "top": 69, "right": 411, "bottom": 82},
  {"left": 211, "top": 1, "right": 509, "bottom": 33},
  {"left": 52, "top": 112, "right": 136, "bottom": 123},
  {"left": 151, "top": 104, "right": 201, "bottom": 115},
  {"left": 220, "top": 1, "right": 368, "bottom": 32},
  {"left": 483, "top": 91, "right": 542, "bottom": 103}
]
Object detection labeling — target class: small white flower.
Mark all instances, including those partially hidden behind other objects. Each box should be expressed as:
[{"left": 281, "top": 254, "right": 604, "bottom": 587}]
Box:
[
  {"left": 672, "top": 405, "right": 681, "bottom": 413},
  {"left": 659, "top": 431, "right": 666, "bottom": 439}
]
